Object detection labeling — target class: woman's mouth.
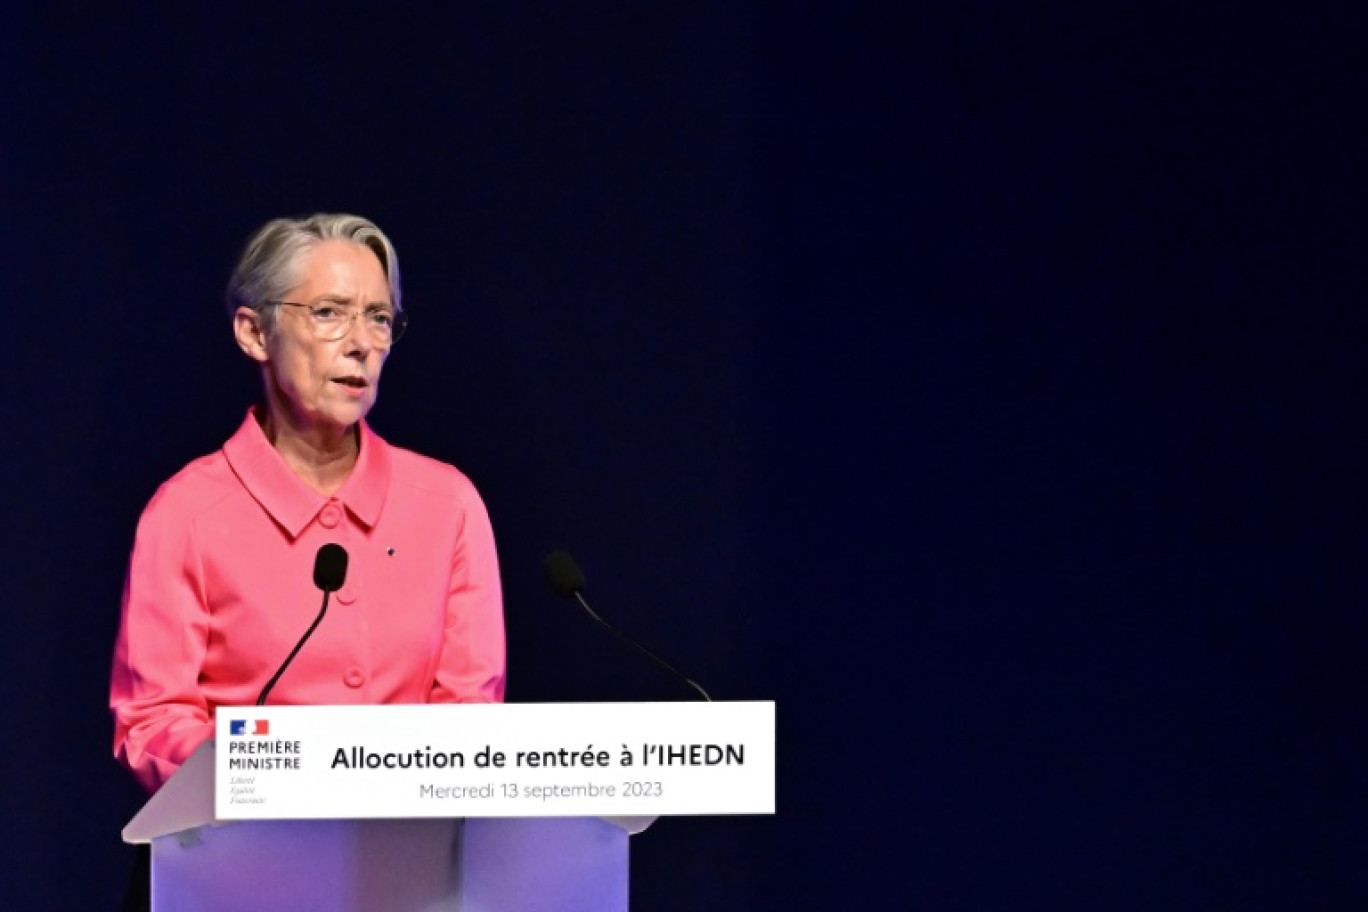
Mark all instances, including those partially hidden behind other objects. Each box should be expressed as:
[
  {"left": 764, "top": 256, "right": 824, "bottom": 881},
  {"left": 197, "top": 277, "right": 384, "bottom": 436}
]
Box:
[{"left": 331, "top": 376, "right": 370, "bottom": 397}]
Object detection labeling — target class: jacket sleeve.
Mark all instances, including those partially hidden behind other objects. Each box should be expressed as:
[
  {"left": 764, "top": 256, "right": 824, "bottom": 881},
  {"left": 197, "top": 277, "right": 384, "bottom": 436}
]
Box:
[
  {"left": 430, "top": 483, "right": 507, "bottom": 704},
  {"left": 109, "top": 490, "right": 216, "bottom": 792}
]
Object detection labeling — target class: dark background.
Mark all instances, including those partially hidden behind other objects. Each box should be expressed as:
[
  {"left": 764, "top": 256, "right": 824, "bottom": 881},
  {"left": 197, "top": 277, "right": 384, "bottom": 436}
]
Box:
[{"left": 2, "top": 3, "right": 1364, "bottom": 908}]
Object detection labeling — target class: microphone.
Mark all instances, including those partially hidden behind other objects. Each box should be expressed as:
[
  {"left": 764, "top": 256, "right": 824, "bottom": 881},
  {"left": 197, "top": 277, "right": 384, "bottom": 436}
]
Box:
[
  {"left": 257, "top": 543, "right": 350, "bottom": 706},
  {"left": 313, "top": 542, "right": 349, "bottom": 592},
  {"left": 541, "top": 550, "right": 711, "bottom": 701},
  {"left": 543, "top": 549, "right": 586, "bottom": 599}
]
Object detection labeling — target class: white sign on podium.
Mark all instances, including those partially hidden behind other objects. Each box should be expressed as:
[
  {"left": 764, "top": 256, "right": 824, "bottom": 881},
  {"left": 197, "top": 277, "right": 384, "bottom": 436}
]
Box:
[{"left": 212, "top": 701, "right": 775, "bottom": 819}]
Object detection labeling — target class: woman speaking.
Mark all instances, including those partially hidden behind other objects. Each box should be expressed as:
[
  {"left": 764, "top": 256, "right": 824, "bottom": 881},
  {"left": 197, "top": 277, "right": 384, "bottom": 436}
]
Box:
[{"left": 110, "top": 214, "right": 505, "bottom": 793}]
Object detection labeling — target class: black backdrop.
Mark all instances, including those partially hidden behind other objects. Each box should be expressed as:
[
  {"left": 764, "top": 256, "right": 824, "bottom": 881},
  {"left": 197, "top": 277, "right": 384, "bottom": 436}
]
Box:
[{"left": 3, "top": 4, "right": 1364, "bottom": 909}]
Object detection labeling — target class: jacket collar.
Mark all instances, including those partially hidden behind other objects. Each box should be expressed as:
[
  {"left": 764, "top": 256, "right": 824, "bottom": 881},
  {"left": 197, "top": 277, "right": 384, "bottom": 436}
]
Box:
[{"left": 222, "top": 408, "right": 391, "bottom": 539}]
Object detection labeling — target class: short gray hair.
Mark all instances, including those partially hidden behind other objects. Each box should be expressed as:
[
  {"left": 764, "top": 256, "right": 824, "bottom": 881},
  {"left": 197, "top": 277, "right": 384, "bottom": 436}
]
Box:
[{"left": 226, "top": 213, "right": 402, "bottom": 334}]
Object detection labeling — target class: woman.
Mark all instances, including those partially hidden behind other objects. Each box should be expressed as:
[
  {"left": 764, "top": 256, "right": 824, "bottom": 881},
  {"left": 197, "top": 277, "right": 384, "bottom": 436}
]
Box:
[{"left": 110, "top": 213, "right": 505, "bottom": 793}]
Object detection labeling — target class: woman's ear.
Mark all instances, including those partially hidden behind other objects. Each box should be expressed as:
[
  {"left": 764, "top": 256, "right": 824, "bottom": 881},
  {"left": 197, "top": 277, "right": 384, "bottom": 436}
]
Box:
[{"left": 234, "top": 307, "right": 270, "bottom": 363}]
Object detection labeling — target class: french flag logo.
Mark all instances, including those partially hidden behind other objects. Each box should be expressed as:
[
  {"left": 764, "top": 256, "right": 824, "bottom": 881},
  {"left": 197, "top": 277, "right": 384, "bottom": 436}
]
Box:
[{"left": 230, "top": 719, "right": 270, "bottom": 736}]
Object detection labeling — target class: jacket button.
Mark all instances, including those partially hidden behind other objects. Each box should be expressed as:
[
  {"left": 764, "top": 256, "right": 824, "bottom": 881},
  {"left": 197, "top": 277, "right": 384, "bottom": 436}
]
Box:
[
  {"left": 318, "top": 504, "right": 343, "bottom": 528},
  {"left": 336, "top": 586, "right": 357, "bottom": 605},
  {"left": 343, "top": 667, "right": 367, "bottom": 688}
]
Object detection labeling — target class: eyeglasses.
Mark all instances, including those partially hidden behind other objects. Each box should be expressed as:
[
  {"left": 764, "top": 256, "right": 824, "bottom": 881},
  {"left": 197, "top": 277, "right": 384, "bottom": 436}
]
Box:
[{"left": 271, "top": 300, "right": 409, "bottom": 346}]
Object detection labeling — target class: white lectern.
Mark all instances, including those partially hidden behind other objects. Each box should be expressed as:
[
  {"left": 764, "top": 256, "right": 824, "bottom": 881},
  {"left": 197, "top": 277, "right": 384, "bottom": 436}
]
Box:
[
  {"left": 123, "top": 742, "right": 654, "bottom": 912},
  {"left": 122, "top": 701, "right": 774, "bottom": 911}
]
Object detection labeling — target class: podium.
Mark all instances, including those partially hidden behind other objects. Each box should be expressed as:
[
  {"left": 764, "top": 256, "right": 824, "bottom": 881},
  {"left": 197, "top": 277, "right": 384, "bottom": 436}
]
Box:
[
  {"left": 124, "top": 741, "right": 654, "bottom": 912},
  {"left": 121, "top": 701, "right": 773, "bottom": 911}
]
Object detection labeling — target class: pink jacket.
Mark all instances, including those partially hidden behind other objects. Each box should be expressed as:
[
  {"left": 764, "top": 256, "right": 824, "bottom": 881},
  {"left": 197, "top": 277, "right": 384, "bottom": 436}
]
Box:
[{"left": 110, "top": 411, "right": 505, "bottom": 792}]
